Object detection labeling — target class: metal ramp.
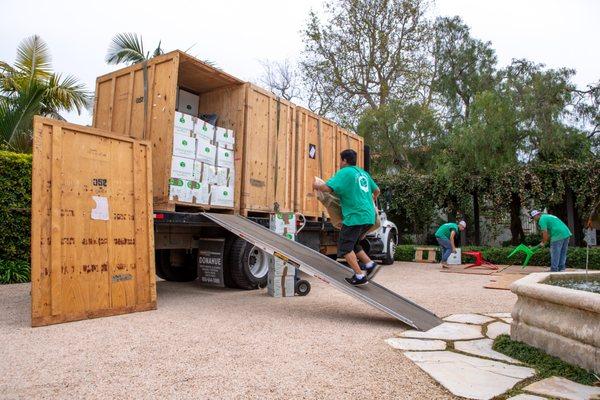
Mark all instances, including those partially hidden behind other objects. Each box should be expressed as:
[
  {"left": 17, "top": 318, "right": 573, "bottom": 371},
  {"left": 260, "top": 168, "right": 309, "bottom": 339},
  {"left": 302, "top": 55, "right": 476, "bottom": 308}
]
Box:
[{"left": 203, "top": 213, "right": 442, "bottom": 331}]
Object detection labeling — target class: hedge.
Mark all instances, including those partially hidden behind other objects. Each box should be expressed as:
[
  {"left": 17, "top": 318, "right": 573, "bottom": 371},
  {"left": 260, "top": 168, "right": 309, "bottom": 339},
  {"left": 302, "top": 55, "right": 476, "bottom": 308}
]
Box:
[
  {"left": 394, "top": 244, "right": 600, "bottom": 270},
  {"left": 0, "top": 151, "right": 32, "bottom": 283}
]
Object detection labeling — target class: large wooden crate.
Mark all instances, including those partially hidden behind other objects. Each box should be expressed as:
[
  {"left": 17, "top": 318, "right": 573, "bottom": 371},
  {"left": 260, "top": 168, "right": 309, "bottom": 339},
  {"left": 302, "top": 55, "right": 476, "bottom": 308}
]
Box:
[
  {"left": 336, "top": 127, "right": 365, "bottom": 170},
  {"left": 241, "top": 84, "right": 296, "bottom": 214},
  {"left": 94, "top": 51, "right": 243, "bottom": 212},
  {"left": 31, "top": 117, "right": 156, "bottom": 327}
]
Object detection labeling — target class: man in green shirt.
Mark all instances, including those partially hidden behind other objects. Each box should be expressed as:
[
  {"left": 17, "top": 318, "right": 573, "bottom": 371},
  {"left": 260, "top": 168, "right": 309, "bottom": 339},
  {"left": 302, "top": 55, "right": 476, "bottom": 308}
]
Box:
[
  {"left": 313, "top": 149, "right": 380, "bottom": 286},
  {"left": 530, "top": 210, "right": 572, "bottom": 272},
  {"left": 435, "top": 221, "right": 466, "bottom": 268}
]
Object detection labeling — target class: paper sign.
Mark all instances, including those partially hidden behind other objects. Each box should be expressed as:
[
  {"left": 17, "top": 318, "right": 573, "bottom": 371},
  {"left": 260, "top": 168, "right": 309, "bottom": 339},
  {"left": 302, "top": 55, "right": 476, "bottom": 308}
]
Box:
[{"left": 91, "top": 196, "right": 109, "bottom": 220}]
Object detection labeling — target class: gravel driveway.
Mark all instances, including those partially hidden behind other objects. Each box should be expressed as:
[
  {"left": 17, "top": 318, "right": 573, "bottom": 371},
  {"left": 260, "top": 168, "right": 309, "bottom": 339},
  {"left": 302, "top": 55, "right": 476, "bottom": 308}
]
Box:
[{"left": 0, "top": 262, "right": 516, "bottom": 399}]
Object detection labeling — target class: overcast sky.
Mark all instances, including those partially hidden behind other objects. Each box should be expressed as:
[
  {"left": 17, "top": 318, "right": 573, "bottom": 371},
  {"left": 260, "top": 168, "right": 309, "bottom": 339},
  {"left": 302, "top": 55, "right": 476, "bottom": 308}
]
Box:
[{"left": 2, "top": 0, "right": 598, "bottom": 126}]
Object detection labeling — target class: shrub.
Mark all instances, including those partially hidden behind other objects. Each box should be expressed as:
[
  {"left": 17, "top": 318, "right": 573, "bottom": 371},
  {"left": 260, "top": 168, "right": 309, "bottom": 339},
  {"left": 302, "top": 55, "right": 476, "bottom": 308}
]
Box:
[
  {"left": 0, "top": 151, "right": 32, "bottom": 283},
  {"left": 394, "top": 244, "right": 600, "bottom": 270},
  {"left": 0, "top": 260, "right": 30, "bottom": 284}
]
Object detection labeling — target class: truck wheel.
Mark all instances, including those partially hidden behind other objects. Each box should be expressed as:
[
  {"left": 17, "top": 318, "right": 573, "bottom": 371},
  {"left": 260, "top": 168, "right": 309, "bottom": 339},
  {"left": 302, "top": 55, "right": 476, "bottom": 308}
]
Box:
[
  {"left": 295, "top": 279, "right": 311, "bottom": 296},
  {"left": 228, "top": 237, "right": 269, "bottom": 290},
  {"left": 382, "top": 230, "right": 397, "bottom": 265},
  {"left": 155, "top": 249, "right": 198, "bottom": 282}
]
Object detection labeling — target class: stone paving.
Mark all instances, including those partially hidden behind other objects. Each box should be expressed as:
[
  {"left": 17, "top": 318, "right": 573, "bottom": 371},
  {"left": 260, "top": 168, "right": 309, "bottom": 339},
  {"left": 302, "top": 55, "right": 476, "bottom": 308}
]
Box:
[{"left": 386, "top": 312, "right": 600, "bottom": 400}]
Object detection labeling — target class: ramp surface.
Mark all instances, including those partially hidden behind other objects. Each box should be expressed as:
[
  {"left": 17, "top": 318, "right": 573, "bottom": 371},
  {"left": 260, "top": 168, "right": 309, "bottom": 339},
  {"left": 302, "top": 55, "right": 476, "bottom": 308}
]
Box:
[{"left": 203, "top": 213, "right": 442, "bottom": 331}]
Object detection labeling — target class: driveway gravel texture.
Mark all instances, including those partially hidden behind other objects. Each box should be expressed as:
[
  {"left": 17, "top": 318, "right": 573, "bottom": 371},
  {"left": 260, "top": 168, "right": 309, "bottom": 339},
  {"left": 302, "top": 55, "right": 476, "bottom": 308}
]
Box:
[{"left": 0, "top": 262, "right": 516, "bottom": 399}]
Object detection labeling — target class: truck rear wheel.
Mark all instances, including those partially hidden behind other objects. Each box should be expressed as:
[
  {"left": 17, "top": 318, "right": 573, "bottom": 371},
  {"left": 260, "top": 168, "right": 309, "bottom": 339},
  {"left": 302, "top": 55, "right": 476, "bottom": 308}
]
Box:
[
  {"left": 155, "top": 249, "right": 198, "bottom": 282},
  {"left": 228, "top": 237, "right": 269, "bottom": 290},
  {"left": 382, "top": 230, "right": 397, "bottom": 265}
]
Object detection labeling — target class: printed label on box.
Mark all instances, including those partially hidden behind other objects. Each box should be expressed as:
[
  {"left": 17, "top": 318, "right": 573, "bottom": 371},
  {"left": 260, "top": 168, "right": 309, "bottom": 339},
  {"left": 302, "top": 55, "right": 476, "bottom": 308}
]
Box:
[
  {"left": 217, "top": 146, "right": 234, "bottom": 168},
  {"left": 215, "top": 126, "right": 235, "bottom": 145},
  {"left": 170, "top": 156, "right": 194, "bottom": 180},
  {"left": 210, "top": 185, "right": 234, "bottom": 207},
  {"left": 188, "top": 180, "right": 210, "bottom": 205},
  {"left": 173, "top": 133, "right": 196, "bottom": 159},
  {"left": 174, "top": 111, "right": 195, "bottom": 130},
  {"left": 169, "top": 177, "right": 192, "bottom": 202},
  {"left": 195, "top": 138, "right": 216, "bottom": 165},
  {"left": 194, "top": 120, "right": 216, "bottom": 141}
]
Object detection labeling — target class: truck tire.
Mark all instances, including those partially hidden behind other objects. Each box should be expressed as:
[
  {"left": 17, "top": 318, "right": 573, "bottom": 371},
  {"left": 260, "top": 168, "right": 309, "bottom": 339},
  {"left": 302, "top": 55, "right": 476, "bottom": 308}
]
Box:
[
  {"left": 155, "top": 249, "right": 198, "bottom": 282},
  {"left": 295, "top": 279, "right": 311, "bottom": 296},
  {"left": 228, "top": 237, "right": 269, "bottom": 290},
  {"left": 382, "top": 230, "right": 397, "bottom": 265}
]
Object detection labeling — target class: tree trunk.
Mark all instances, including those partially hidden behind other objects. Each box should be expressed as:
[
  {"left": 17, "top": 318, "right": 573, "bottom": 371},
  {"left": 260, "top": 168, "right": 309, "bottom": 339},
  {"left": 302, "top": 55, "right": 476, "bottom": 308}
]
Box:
[
  {"left": 509, "top": 192, "right": 524, "bottom": 245},
  {"left": 473, "top": 189, "right": 481, "bottom": 245}
]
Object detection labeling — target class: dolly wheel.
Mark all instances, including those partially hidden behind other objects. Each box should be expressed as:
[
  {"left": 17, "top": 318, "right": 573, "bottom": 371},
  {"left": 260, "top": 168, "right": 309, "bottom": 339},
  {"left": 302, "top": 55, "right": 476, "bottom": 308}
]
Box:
[{"left": 295, "top": 279, "right": 311, "bottom": 296}]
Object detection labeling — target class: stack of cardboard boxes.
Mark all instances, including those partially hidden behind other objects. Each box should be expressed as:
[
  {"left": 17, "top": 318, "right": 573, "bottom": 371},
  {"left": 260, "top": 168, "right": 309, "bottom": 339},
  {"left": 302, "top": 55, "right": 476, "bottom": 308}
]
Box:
[
  {"left": 267, "top": 212, "right": 297, "bottom": 297},
  {"left": 169, "top": 95, "right": 235, "bottom": 208}
]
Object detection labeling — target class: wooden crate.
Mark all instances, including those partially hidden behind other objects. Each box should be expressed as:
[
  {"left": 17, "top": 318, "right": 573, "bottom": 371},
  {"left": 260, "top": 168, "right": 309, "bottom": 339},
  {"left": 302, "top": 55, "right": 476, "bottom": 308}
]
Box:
[
  {"left": 241, "top": 84, "right": 296, "bottom": 214},
  {"left": 295, "top": 107, "right": 338, "bottom": 218},
  {"left": 31, "top": 117, "right": 156, "bottom": 327},
  {"left": 336, "top": 127, "right": 365, "bottom": 170},
  {"left": 93, "top": 51, "right": 242, "bottom": 212}
]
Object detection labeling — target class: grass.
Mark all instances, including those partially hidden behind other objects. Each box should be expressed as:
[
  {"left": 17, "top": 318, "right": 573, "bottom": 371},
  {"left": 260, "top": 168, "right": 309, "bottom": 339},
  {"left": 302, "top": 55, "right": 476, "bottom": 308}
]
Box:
[{"left": 493, "top": 334, "right": 598, "bottom": 386}]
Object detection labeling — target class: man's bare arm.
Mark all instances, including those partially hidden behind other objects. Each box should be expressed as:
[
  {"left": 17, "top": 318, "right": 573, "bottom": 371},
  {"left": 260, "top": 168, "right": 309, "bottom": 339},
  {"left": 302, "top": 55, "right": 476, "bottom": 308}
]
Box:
[
  {"left": 373, "top": 188, "right": 380, "bottom": 202},
  {"left": 450, "top": 230, "right": 457, "bottom": 252},
  {"left": 540, "top": 231, "right": 549, "bottom": 246}
]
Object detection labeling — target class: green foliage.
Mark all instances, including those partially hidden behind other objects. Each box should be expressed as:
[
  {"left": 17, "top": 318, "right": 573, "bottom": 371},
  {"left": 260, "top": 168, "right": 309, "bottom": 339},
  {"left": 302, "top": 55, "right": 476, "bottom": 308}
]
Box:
[
  {"left": 0, "top": 151, "right": 32, "bottom": 264},
  {"left": 493, "top": 335, "right": 598, "bottom": 385},
  {"left": 106, "top": 33, "right": 164, "bottom": 66},
  {"left": 0, "top": 260, "right": 30, "bottom": 284},
  {"left": 0, "top": 35, "right": 91, "bottom": 152},
  {"left": 393, "top": 244, "right": 600, "bottom": 270}
]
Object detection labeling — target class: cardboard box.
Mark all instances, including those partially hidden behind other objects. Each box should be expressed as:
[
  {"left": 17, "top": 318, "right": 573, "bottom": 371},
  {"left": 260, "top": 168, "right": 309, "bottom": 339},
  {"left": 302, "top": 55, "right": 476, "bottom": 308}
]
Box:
[
  {"left": 188, "top": 180, "right": 210, "bottom": 205},
  {"left": 216, "top": 145, "right": 234, "bottom": 168},
  {"left": 168, "top": 177, "right": 192, "bottom": 202},
  {"left": 172, "top": 133, "right": 197, "bottom": 159},
  {"left": 176, "top": 88, "right": 199, "bottom": 116},
  {"left": 194, "top": 119, "right": 216, "bottom": 141},
  {"left": 174, "top": 111, "right": 195, "bottom": 135},
  {"left": 210, "top": 185, "right": 234, "bottom": 207},
  {"left": 170, "top": 156, "right": 194, "bottom": 180},
  {"left": 269, "top": 257, "right": 296, "bottom": 277},
  {"left": 196, "top": 138, "right": 217, "bottom": 165},
  {"left": 203, "top": 165, "right": 229, "bottom": 186},
  {"left": 270, "top": 212, "right": 297, "bottom": 235},
  {"left": 215, "top": 126, "right": 235, "bottom": 145},
  {"left": 267, "top": 275, "right": 295, "bottom": 297},
  {"left": 192, "top": 160, "right": 203, "bottom": 182}
]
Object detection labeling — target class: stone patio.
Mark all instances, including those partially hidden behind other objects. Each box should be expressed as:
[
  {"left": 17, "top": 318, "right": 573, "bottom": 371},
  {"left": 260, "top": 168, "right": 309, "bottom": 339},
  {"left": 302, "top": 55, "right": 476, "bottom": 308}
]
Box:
[{"left": 387, "top": 312, "right": 600, "bottom": 400}]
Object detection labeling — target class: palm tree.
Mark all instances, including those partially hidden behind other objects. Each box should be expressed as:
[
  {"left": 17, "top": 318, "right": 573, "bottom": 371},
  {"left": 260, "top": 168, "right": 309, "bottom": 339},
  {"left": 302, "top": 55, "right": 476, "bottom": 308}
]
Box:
[
  {"left": 0, "top": 35, "right": 91, "bottom": 152},
  {"left": 105, "top": 33, "right": 164, "bottom": 65}
]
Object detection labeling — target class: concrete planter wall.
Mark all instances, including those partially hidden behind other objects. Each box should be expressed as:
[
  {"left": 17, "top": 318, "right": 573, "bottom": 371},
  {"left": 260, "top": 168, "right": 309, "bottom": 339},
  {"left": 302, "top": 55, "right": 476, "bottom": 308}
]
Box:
[{"left": 510, "top": 272, "right": 600, "bottom": 374}]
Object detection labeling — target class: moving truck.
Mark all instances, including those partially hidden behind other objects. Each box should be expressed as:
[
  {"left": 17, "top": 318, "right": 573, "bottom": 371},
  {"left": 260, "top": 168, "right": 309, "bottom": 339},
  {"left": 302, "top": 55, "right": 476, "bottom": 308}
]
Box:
[{"left": 93, "top": 50, "right": 397, "bottom": 290}]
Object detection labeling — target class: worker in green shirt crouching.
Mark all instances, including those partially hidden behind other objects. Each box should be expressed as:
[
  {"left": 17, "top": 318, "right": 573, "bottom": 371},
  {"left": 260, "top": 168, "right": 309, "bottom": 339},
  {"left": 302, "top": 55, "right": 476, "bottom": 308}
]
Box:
[
  {"left": 530, "top": 210, "right": 572, "bottom": 272},
  {"left": 434, "top": 221, "right": 466, "bottom": 269}
]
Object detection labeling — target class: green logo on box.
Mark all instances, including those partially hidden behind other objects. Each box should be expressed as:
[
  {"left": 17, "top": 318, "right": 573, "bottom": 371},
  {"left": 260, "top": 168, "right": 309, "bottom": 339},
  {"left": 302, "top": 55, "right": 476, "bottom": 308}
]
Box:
[
  {"left": 204, "top": 147, "right": 210, "bottom": 153},
  {"left": 203, "top": 125, "right": 207, "bottom": 131},
  {"left": 224, "top": 132, "right": 229, "bottom": 138},
  {"left": 187, "top": 181, "right": 200, "bottom": 189},
  {"left": 179, "top": 116, "right": 185, "bottom": 123},
  {"left": 223, "top": 190, "right": 229, "bottom": 196},
  {"left": 182, "top": 140, "right": 188, "bottom": 146},
  {"left": 169, "top": 178, "right": 183, "bottom": 186},
  {"left": 225, "top": 152, "right": 230, "bottom": 157},
  {"left": 180, "top": 161, "right": 186, "bottom": 167}
]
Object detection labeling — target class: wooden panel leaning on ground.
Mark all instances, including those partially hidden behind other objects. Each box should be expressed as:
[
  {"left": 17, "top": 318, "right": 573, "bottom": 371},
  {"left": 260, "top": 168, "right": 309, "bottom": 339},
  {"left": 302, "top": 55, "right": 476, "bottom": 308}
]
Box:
[{"left": 30, "top": 117, "right": 156, "bottom": 327}]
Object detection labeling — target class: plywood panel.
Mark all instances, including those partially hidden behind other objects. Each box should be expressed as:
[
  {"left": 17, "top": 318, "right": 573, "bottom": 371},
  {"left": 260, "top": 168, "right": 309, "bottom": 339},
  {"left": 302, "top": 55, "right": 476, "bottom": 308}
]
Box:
[{"left": 31, "top": 117, "right": 156, "bottom": 327}]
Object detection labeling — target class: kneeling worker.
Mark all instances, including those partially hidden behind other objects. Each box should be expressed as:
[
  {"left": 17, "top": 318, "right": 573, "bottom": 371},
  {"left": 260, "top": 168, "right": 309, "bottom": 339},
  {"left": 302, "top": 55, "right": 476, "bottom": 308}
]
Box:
[
  {"left": 435, "top": 220, "right": 466, "bottom": 268},
  {"left": 313, "top": 149, "right": 380, "bottom": 286}
]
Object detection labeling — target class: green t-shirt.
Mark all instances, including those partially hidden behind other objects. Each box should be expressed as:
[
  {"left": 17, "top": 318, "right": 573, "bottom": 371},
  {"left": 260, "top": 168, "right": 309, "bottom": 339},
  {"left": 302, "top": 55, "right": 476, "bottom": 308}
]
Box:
[
  {"left": 538, "top": 214, "right": 572, "bottom": 242},
  {"left": 435, "top": 223, "right": 458, "bottom": 240},
  {"left": 326, "top": 166, "right": 378, "bottom": 226}
]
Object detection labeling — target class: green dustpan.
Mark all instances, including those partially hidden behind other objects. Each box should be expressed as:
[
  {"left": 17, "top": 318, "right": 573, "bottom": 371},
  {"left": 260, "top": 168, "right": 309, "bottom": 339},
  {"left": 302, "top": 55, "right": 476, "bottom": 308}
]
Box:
[{"left": 508, "top": 244, "right": 541, "bottom": 268}]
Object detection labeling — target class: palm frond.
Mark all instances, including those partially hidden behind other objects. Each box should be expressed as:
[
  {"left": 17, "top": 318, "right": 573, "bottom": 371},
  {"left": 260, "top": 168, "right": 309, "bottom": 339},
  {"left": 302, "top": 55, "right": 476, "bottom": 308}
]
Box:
[
  {"left": 41, "top": 73, "right": 92, "bottom": 115},
  {"left": 0, "top": 81, "right": 44, "bottom": 151},
  {"left": 14, "top": 35, "right": 52, "bottom": 80},
  {"left": 106, "top": 33, "right": 146, "bottom": 65}
]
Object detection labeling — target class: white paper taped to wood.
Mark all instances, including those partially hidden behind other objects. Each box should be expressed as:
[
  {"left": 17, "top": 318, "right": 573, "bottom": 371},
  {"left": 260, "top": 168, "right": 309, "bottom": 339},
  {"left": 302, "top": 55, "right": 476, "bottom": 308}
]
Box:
[{"left": 91, "top": 196, "right": 109, "bottom": 220}]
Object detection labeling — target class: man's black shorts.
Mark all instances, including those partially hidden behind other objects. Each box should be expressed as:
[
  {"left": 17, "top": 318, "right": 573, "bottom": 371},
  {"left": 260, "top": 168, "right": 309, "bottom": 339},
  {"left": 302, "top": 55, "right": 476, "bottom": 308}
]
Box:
[{"left": 337, "top": 224, "right": 372, "bottom": 257}]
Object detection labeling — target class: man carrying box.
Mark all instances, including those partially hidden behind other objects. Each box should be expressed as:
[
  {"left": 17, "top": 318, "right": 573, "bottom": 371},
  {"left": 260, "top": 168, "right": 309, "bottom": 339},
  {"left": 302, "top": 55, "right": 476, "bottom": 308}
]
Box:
[
  {"left": 313, "top": 149, "right": 380, "bottom": 286},
  {"left": 435, "top": 221, "right": 466, "bottom": 269}
]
